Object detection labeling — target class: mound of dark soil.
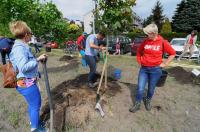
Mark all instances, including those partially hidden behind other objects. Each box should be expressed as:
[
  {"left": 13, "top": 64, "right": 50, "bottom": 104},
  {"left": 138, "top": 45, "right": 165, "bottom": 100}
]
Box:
[
  {"left": 59, "top": 55, "right": 75, "bottom": 61},
  {"left": 41, "top": 74, "right": 121, "bottom": 131},
  {"left": 167, "top": 66, "right": 200, "bottom": 85}
]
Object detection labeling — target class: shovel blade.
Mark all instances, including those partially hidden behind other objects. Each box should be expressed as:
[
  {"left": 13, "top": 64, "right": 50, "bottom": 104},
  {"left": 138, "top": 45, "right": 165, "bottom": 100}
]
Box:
[{"left": 95, "top": 102, "right": 105, "bottom": 117}]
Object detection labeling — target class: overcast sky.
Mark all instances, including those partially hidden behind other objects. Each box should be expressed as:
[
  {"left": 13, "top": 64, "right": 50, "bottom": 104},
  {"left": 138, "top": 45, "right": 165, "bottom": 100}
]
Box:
[{"left": 51, "top": 0, "right": 182, "bottom": 21}]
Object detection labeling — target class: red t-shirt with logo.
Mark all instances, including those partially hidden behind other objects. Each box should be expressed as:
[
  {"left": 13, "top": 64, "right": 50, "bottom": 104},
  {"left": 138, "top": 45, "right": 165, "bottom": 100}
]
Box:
[{"left": 137, "top": 35, "right": 175, "bottom": 67}]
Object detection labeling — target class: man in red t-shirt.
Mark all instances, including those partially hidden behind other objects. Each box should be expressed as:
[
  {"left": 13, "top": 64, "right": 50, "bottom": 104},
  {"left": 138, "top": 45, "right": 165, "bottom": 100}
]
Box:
[
  {"left": 178, "top": 30, "right": 198, "bottom": 61},
  {"left": 77, "top": 32, "right": 87, "bottom": 51},
  {"left": 77, "top": 32, "right": 88, "bottom": 67},
  {"left": 129, "top": 24, "right": 175, "bottom": 113}
]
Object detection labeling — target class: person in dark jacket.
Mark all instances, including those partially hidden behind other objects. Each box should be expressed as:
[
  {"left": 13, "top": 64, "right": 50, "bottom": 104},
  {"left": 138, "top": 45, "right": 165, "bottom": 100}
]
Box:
[{"left": 0, "top": 36, "right": 14, "bottom": 64}]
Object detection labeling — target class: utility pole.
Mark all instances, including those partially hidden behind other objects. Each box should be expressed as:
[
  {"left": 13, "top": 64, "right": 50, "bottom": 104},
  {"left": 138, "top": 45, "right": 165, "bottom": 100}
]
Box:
[{"left": 92, "top": 0, "right": 97, "bottom": 34}]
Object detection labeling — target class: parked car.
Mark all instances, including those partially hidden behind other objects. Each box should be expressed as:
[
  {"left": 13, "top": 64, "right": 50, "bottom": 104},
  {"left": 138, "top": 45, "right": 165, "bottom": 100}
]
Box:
[
  {"left": 46, "top": 42, "right": 58, "bottom": 49},
  {"left": 107, "top": 36, "right": 132, "bottom": 54},
  {"left": 131, "top": 37, "right": 146, "bottom": 56},
  {"left": 170, "top": 38, "right": 200, "bottom": 59}
]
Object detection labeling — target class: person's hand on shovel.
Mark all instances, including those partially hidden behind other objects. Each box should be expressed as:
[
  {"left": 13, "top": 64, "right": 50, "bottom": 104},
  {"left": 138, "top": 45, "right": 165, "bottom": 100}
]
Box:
[
  {"left": 99, "top": 45, "right": 106, "bottom": 52},
  {"left": 37, "top": 54, "right": 48, "bottom": 62}
]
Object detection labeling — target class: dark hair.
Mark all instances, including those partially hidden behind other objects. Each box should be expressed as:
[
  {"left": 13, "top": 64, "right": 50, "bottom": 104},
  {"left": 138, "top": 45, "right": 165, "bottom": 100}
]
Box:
[
  {"left": 98, "top": 40, "right": 106, "bottom": 46},
  {"left": 98, "top": 32, "right": 106, "bottom": 38},
  {"left": 191, "top": 30, "right": 198, "bottom": 35}
]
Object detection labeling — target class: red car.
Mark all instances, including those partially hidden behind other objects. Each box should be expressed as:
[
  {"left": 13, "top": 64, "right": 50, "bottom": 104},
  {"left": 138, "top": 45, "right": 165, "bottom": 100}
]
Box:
[
  {"left": 131, "top": 37, "right": 145, "bottom": 56},
  {"left": 46, "top": 42, "right": 58, "bottom": 49}
]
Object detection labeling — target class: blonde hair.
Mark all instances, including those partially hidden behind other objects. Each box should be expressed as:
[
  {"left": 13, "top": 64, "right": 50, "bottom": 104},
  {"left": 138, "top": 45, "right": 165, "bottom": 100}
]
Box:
[
  {"left": 9, "top": 21, "right": 32, "bottom": 39},
  {"left": 143, "top": 24, "right": 158, "bottom": 35}
]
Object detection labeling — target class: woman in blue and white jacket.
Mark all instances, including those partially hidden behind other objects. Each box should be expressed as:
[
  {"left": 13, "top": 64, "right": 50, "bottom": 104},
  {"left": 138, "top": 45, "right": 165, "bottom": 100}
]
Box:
[{"left": 9, "top": 21, "right": 47, "bottom": 132}]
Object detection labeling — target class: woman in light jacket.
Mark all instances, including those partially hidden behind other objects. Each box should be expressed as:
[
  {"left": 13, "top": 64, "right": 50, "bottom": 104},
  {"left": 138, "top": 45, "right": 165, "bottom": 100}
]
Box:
[
  {"left": 178, "top": 30, "right": 198, "bottom": 61},
  {"left": 9, "top": 21, "right": 47, "bottom": 132},
  {"left": 129, "top": 24, "right": 175, "bottom": 113}
]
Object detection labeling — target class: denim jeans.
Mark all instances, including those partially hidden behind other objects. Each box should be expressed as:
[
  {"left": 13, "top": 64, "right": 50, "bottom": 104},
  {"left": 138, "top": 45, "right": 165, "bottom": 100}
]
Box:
[
  {"left": 16, "top": 84, "right": 41, "bottom": 129},
  {"left": 1, "top": 49, "right": 11, "bottom": 65},
  {"left": 85, "top": 55, "right": 96, "bottom": 83},
  {"left": 34, "top": 44, "right": 40, "bottom": 53},
  {"left": 136, "top": 66, "right": 162, "bottom": 102}
]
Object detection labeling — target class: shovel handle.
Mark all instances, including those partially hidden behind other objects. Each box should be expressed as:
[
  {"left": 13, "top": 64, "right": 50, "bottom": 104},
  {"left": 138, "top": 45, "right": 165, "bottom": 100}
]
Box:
[
  {"left": 105, "top": 51, "right": 108, "bottom": 89},
  {"left": 42, "top": 61, "right": 53, "bottom": 132},
  {"left": 97, "top": 52, "right": 108, "bottom": 94}
]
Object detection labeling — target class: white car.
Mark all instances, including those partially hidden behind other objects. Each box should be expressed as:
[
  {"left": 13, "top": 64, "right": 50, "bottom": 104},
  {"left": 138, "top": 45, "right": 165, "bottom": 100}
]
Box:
[{"left": 170, "top": 38, "right": 200, "bottom": 59}]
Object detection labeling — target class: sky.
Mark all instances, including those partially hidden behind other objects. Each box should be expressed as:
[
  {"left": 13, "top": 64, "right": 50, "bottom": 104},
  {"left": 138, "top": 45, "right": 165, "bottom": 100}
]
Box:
[{"left": 51, "top": 0, "right": 182, "bottom": 21}]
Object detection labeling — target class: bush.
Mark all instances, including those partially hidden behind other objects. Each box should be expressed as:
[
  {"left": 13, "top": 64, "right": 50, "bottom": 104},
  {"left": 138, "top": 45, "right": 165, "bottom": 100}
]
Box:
[
  {"left": 160, "top": 32, "right": 187, "bottom": 41},
  {"left": 127, "top": 32, "right": 200, "bottom": 45},
  {"left": 126, "top": 32, "right": 145, "bottom": 40}
]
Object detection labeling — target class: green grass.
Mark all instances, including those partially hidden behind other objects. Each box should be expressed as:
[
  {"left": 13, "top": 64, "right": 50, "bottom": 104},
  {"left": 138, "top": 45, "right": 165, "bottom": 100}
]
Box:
[
  {"left": 8, "top": 111, "right": 20, "bottom": 128},
  {"left": 0, "top": 102, "right": 8, "bottom": 114},
  {"left": 65, "top": 123, "right": 78, "bottom": 132},
  {"left": 0, "top": 101, "right": 20, "bottom": 128},
  {"left": 35, "top": 48, "right": 66, "bottom": 57}
]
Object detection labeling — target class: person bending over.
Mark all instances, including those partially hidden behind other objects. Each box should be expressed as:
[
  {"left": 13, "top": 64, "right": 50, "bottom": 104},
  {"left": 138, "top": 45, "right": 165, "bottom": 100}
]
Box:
[{"left": 85, "top": 32, "right": 106, "bottom": 88}]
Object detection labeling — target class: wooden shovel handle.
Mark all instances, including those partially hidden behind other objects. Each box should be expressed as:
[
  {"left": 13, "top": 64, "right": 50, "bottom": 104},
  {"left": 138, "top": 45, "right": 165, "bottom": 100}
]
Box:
[{"left": 97, "top": 51, "right": 108, "bottom": 94}]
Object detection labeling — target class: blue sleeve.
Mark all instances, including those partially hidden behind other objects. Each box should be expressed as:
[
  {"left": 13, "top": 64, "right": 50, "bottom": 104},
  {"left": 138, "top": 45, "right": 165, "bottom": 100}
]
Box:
[{"left": 13, "top": 46, "right": 38, "bottom": 73}]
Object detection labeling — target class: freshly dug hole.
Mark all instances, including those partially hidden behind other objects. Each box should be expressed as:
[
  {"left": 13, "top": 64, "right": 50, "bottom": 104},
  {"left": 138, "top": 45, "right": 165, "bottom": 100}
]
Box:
[{"left": 40, "top": 74, "right": 121, "bottom": 131}]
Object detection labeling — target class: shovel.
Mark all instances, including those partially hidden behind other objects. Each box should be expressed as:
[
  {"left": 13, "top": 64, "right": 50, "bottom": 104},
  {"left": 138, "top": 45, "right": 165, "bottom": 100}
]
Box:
[
  {"left": 95, "top": 50, "right": 108, "bottom": 117},
  {"left": 42, "top": 59, "right": 53, "bottom": 132}
]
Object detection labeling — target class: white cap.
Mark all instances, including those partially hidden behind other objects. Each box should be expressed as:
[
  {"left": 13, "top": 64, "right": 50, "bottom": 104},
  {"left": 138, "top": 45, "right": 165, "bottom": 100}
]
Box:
[{"left": 143, "top": 24, "right": 158, "bottom": 35}]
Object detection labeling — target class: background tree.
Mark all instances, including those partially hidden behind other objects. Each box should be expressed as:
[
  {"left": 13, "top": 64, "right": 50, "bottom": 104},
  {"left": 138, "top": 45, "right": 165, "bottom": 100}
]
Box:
[
  {"left": 161, "top": 18, "right": 172, "bottom": 33},
  {"left": 143, "top": 15, "right": 153, "bottom": 27},
  {"left": 172, "top": 0, "right": 200, "bottom": 32},
  {"left": 0, "top": 0, "right": 80, "bottom": 46},
  {"left": 97, "top": 0, "right": 136, "bottom": 34},
  {"left": 143, "top": 0, "right": 165, "bottom": 32},
  {"left": 69, "top": 24, "right": 80, "bottom": 33},
  {"left": 152, "top": 0, "right": 165, "bottom": 32}
]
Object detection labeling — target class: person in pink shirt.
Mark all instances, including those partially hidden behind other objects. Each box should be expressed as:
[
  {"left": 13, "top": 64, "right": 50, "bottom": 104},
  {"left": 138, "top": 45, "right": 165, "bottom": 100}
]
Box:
[
  {"left": 114, "top": 38, "right": 121, "bottom": 55},
  {"left": 178, "top": 30, "right": 198, "bottom": 61}
]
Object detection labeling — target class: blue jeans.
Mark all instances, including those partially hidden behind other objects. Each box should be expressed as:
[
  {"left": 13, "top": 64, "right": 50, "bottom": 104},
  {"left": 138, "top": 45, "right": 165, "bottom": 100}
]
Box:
[
  {"left": 16, "top": 84, "right": 41, "bottom": 129},
  {"left": 85, "top": 55, "right": 96, "bottom": 83},
  {"left": 136, "top": 66, "right": 162, "bottom": 102}
]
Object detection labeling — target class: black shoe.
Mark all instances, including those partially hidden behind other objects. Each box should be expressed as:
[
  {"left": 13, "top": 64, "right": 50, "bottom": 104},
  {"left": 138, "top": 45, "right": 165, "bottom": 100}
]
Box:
[
  {"left": 88, "top": 82, "right": 95, "bottom": 88},
  {"left": 143, "top": 97, "right": 152, "bottom": 111},
  {"left": 129, "top": 102, "right": 141, "bottom": 113}
]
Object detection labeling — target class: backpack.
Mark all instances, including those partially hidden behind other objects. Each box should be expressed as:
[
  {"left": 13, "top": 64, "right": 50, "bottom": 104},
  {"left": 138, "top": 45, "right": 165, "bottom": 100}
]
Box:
[{"left": 2, "top": 61, "right": 17, "bottom": 88}]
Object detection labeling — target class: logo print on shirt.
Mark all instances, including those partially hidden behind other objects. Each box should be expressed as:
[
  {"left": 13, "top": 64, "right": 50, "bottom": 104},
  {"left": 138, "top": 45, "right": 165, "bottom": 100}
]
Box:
[{"left": 144, "top": 45, "right": 160, "bottom": 51}]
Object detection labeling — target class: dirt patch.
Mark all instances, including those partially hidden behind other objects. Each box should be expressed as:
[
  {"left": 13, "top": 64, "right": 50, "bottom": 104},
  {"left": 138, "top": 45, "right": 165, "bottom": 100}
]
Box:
[
  {"left": 41, "top": 74, "right": 121, "bottom": 131},
  {"left": 46, "top": 55, "right": 79, "bottom": 73},
  {"left": 59, "top": 55, "right": 75, "bottom": 61},
  {"left": 167, "top": 66, "right": 200, "bottom": 85}
]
